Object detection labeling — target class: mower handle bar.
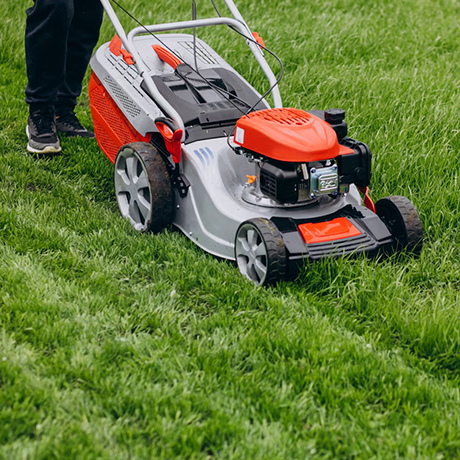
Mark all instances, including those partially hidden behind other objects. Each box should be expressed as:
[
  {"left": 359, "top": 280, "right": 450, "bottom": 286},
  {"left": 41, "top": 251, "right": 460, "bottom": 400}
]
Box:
[
  {"left": 127, "top": 18, "right": 282, "bottom": 108},
  {"left": 98, "top": 0, "right": 283, "bottom": 139}
]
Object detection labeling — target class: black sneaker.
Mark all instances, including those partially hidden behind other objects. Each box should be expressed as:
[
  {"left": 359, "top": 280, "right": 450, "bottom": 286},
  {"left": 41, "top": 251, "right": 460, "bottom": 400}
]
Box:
[
  {"left": 26, "top": 108, "right": 61, "bottom": 154},
  {"left": 56, "top": 108, "right": 95, "bottom": 138}
]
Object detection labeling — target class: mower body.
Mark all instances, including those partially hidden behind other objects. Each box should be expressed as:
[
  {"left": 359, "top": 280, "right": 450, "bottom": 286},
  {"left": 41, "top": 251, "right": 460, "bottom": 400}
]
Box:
[{"left": 89, "top": 0, "right": 421, "bottom": 283}]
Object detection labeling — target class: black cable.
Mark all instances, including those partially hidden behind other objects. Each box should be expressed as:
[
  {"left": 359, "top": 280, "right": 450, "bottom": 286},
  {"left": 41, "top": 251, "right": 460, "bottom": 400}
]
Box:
[
  {"left": 229, "top": 26, "right": 284, "bottom": 115},
  {"left": 210, "top": 0, "right": 222, "bottom": 17},
  {"left": 192, "top": 0, "right": 199, "bottom": 71}
]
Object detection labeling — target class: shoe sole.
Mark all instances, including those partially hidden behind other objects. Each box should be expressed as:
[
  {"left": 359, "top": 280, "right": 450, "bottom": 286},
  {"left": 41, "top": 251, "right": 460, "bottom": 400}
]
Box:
[
  {"left": 58, "top": 130, "right": 96, "bottom": 139},
  {"left": 56, "top": 125, "right": 96, "bottom": 139},
  {"left": 26, "top": 126, "right": 61, "bottom": 154}
]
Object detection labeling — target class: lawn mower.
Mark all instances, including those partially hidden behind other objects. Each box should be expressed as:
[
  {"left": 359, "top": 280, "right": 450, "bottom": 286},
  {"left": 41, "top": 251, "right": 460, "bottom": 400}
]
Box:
[{"left": 89, "top": 0, "right": 423, "bottom": 285}]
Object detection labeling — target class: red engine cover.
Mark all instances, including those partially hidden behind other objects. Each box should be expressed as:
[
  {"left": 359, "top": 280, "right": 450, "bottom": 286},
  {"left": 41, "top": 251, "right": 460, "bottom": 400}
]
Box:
[{"left": 234, "top": 108, "right": 351, "bottom": 162}]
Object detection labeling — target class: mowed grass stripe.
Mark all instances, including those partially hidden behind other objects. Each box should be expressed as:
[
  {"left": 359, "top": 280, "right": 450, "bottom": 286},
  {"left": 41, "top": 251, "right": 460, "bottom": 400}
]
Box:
[
  {"left": 2, "top": 151, "right": 460, "bottom": 457},
  {"left": 2, "top": 243, "right": 460, "bottom": 458}
]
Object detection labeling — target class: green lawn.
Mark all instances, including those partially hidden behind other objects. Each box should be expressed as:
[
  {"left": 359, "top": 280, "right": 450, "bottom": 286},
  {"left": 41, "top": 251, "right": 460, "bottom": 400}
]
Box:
[{"left": 2, "top": 0, "right": 460, "bottom": 458}]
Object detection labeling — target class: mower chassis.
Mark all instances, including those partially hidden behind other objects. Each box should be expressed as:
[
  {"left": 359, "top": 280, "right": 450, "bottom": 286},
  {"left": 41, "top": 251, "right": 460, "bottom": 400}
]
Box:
[
  {"left": 176, "top": 138, "right": 393, "bottom": 262},
  {"left": 90, "top": 0, "right": 417, "bottom": 283}
]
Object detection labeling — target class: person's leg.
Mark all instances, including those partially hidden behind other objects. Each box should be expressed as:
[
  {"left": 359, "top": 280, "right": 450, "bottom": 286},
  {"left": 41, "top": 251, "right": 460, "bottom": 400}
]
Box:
[
  {"left": 25, "top": 0, "right": 74, "bottom": 153},
  {"left": 25, "top": 0, "right": 74, "bottom": 110},
  {"left": 55, "top": 0, "right": 103, "bottom": 137}
]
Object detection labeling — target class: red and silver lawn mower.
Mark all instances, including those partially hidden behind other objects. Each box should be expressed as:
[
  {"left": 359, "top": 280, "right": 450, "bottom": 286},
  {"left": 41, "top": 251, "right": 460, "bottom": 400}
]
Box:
[{"left": 89, "top": 0, "right": 423, "bottom": 285}]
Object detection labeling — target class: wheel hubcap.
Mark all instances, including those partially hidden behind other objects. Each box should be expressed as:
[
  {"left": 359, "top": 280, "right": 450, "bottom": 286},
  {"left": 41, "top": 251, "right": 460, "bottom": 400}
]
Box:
[
  {"left": 114, "top": 148, "right": 152, "bottom": 231},
  {"left": 235, "top": 224, "right": 268, "bottom": 285}
]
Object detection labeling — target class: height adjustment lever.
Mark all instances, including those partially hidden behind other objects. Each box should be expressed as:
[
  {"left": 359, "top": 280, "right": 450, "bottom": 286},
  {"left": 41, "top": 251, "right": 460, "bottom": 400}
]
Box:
[{"left": 155, "top": 117, "right": 183, "bottom": 164}]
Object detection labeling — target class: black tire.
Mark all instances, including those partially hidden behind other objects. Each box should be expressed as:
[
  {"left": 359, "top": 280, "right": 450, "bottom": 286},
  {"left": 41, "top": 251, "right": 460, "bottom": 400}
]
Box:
[
  {"left": 114, "top": 142, "right": 173, "bottom": 233},
  {"left": 235, "top": 218, "right": 287, "bottom": 286},
  {"left": 375, "top": 195, "right": 423, "bottom": 254}
]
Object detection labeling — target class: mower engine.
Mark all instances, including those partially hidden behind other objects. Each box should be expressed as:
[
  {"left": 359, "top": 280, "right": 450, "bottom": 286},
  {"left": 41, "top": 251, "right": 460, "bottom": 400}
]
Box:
[{"left": 234, "top": 108, "right": 371, "bottom": 204}]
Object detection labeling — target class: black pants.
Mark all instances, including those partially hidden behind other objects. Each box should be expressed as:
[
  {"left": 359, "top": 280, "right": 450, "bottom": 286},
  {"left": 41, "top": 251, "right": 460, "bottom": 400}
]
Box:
[{"left": 25, "top": 0, "right": 104, "bottom": 111}]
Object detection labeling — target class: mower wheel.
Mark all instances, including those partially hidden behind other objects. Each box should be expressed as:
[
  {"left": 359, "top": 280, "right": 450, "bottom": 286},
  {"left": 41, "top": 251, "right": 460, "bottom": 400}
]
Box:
[
  {"left": 375, "top": 195, "right": 423, "bottom": 254},
  {"left": 235, "top": 218, "right": 287, "bottom": 286},
  {"left": 114, "top": 142, "right": 173, "bottom": 233}
]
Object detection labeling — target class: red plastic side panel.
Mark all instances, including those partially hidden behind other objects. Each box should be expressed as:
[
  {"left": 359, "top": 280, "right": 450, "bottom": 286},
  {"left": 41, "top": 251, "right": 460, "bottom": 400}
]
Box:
[
  {"left": 298, "top": 218, "right": 362, "bottom": 244},
  {"left": 89, "top": 72, "right": 151, "bottom": 164}
]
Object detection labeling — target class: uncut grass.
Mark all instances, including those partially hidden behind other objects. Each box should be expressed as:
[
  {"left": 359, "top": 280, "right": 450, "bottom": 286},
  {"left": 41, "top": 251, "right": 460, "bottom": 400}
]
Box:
[{"left": 2, "top": 0, "right": 460, "bottom": 458}]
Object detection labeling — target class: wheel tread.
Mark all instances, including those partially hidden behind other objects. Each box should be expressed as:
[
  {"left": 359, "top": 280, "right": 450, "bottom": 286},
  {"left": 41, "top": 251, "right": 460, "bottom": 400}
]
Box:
[
  {"left": 240, "top": 218, "right": 287, "bottom": 285},
  {"left": 375, "top": 195, "right": 423, "bottom": 253},
  {"left": 115, "top": 142, "right": 173, "bottom": 233}
]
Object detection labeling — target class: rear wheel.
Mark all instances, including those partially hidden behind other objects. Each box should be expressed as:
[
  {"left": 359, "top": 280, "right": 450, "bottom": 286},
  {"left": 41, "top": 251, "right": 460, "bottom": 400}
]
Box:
[
  {"left": 235, "top": 218, "right": 287, "bottom": 286},
  {"left": 375, "top": 195, "right": 423, "bottom": 253},
  {"left": 114, "top": 142, "right": 173, "bottom": 233}
]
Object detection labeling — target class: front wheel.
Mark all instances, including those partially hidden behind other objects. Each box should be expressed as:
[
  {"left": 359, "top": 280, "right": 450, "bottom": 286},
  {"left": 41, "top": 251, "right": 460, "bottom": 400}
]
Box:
[
  {"left": 114, "top": 142, "right": 173, "bottom": 233},
  {"left": 375, "top": 195, "right": 423, "bottom": 254},
  {"left": 235, "top": 218, "right": 287, "bottom": 286}
]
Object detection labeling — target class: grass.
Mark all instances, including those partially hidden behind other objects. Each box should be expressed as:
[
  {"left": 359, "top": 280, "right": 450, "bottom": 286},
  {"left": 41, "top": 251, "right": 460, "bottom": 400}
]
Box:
[{"left": 2, "top": 0, "right": 460, "bottom": 458}]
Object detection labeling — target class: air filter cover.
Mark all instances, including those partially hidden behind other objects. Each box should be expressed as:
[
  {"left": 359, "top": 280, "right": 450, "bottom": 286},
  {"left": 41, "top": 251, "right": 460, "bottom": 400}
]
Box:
[{"left": 234, "top": 108, "right": 340, "bottom": 162}]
